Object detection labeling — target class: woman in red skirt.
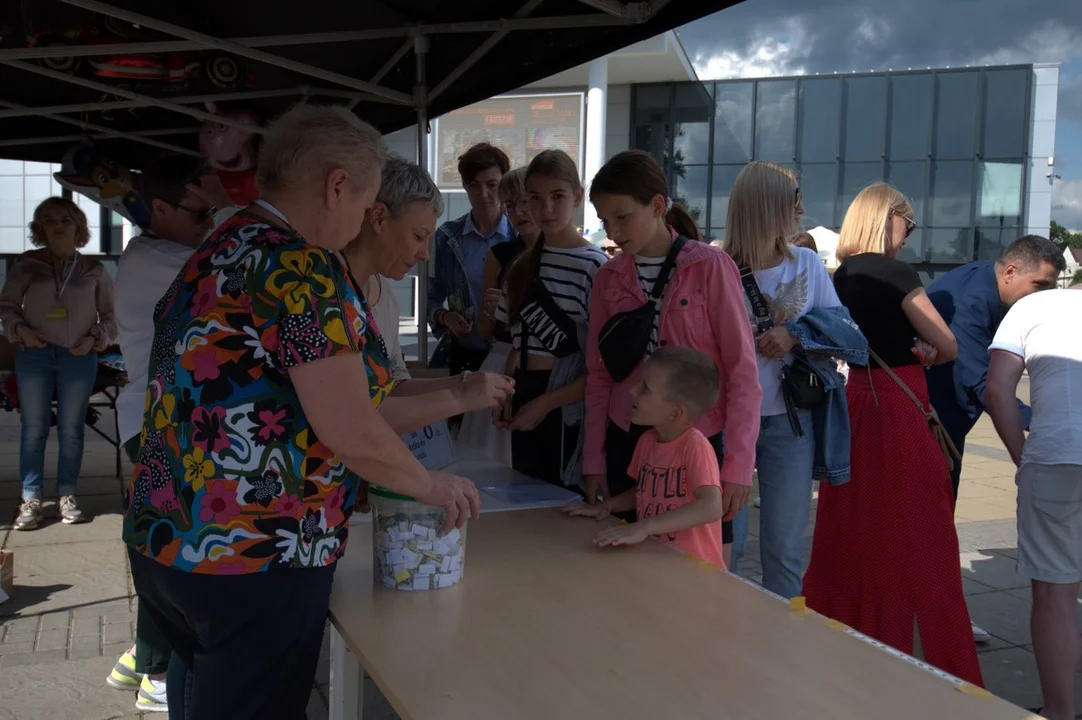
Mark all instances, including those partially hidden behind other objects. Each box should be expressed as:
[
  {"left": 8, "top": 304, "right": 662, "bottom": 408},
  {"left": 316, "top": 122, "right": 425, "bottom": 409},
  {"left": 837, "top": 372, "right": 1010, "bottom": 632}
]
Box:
[{"left": 803, "top": 182, "right": 983, "bottom": 687}]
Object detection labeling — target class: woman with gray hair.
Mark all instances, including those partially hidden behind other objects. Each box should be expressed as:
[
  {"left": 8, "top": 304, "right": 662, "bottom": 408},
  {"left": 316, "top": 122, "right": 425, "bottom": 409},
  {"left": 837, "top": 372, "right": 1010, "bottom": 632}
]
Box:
[
  {"left": 121, "top": 106, "right": 485, "bottom": 719},
  {"left": 344, "top": 155, "right": 514, "bottom": 426}
]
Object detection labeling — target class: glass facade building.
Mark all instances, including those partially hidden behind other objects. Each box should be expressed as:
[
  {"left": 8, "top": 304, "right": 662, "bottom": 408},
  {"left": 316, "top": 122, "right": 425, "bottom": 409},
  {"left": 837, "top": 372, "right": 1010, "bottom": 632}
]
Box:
[{"left": 630, "top": 65, "right": 1045, "bottom": 274}]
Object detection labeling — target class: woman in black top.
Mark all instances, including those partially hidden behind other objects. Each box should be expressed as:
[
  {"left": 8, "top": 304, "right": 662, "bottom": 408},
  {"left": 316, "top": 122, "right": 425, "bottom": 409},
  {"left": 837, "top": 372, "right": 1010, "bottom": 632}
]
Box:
[
  {"left": 802, "top": 183, "right": 984, "bottom": 686},
  {"left": 459, "top": 168, "right": 538, "bottom": 461}
]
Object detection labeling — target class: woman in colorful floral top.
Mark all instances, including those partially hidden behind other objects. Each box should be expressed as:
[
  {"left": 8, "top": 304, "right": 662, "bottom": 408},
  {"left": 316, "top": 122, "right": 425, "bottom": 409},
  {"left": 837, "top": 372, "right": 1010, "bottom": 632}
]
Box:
[{"left": 122, "top": 105, "right": 481, "bottom": 720}]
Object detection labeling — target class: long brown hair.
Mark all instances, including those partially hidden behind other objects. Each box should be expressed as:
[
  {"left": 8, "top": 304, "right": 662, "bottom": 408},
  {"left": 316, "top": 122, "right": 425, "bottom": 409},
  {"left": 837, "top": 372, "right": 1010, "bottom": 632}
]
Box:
[
  {"left": 504, "top": 150, "right": 582, "bottom": 325},
  {"left": 588, "top": 150, "right": 701, "bottom": 241},
  {"left": 724, "top": 160, "right": 798, "bottom": 270}
]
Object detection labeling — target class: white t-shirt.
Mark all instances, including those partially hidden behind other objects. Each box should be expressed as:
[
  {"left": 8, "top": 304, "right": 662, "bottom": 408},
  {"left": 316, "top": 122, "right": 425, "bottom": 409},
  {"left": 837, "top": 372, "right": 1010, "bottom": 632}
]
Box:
[
  {"left": 367, "top": 276, "right": 410, "bottom": 383},
  {"left": 114, "top": 235, "right": 196, "bottom": 444},
  {"left": 743, "top": 246, "right": 841, "bottom": 416},
  {"left": 495, "top": 244, "right": 607, "bottom": 359},
  {"left": 114, "top": 208, "right": 238, "bottom": 445},
  {"left": 988, "top": 288, "right": 1082, "bottom": 468}
]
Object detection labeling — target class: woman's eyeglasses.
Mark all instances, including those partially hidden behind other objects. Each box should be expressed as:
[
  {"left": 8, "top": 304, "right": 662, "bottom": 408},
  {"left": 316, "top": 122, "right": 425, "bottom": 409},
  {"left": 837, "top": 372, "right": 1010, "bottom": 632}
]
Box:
[
  {"left": 795, "top": 187, "right": 803, "bottom": 207},
  {"left": 892, "top": 210, "right": 917, "bottom": 238}
]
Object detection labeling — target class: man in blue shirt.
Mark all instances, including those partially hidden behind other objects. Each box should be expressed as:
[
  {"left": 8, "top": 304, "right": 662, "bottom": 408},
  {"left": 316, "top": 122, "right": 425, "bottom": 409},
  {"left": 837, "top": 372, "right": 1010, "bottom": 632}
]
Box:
[
  {"left": 428, "top": 143, "right": 514, "bottom": 378},
  {"left": 927, "top": 234, "right": 1065, "bottom": 501},
  {"left": 927, "top": 235, "right": 1064, "bottom": 645}
]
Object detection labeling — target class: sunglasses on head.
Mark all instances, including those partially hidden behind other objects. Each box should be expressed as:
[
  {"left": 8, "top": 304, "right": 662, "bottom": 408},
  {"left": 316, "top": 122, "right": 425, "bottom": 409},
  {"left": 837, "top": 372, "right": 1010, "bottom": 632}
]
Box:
[{"left": 892, "top": 210, "right": 917, "bottom": 238}]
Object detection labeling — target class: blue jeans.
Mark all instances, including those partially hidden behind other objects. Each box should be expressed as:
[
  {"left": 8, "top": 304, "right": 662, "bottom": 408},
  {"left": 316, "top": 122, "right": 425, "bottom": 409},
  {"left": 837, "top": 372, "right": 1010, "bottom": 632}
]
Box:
[
  {"left": 731, "top": 410, "right": 815, "bottom": 599},
  {"left": 15, "top": 345, "right": 98, "bottom": 501}
]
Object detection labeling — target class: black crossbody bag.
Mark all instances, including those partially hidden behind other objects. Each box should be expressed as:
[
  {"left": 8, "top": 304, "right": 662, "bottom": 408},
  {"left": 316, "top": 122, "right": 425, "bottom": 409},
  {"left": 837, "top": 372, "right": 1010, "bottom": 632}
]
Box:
[
  {"left": 737, "top": 262, "right": 825, "bottom": 437},
  {"left": 518, "top": 276, "right": 581, "bottom": 366},
  {"left": 596, "top": 236, "right": 688, "bottom": 382}
]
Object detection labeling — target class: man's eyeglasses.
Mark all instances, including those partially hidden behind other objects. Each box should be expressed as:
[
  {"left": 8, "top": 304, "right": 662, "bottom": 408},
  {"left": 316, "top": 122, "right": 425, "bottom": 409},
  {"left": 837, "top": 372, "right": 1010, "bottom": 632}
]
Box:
[{"left": 173, "top": 202, "right": 217, "bottom": 224}]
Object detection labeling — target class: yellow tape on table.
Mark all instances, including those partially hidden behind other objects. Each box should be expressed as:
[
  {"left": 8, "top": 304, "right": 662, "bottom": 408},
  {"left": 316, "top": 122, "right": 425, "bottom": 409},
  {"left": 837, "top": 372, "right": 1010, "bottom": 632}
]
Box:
[{"left": 954, "top": 683, "right": 993, "bottom": 700}]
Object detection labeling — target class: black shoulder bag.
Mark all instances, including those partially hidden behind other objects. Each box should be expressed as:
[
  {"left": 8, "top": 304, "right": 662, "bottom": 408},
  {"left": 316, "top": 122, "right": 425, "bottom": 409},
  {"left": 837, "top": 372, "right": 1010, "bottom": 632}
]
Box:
[
  {"left": 518, "top": 277, "right": 581, "bottom": 365},
  {"left": 597, "top": 236, "right": 688, "bottom": 382},
  {"left": 737, "top": 262, "right": 825, "bottom": 437}
]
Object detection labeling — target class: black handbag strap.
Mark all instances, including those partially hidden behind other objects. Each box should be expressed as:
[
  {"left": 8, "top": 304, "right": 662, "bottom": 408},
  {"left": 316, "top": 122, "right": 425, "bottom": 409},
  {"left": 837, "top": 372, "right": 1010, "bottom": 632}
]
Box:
[
  {"left": 648, "top": 236, "right": 689, "bottom": 304},
  {"left": 737, "top": 261, "right": 773, "bottom": 334}
]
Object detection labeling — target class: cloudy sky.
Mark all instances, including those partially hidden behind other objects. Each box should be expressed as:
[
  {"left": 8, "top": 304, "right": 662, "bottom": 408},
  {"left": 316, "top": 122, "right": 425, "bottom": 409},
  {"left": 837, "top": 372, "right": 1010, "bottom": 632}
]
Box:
[{"left": 675, "top": 0, "right": 1082, "bottom": 230}]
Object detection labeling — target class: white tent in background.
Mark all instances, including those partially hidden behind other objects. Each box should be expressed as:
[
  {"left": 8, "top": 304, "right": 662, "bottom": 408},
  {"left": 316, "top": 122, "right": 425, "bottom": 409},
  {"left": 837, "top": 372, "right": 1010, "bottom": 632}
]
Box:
[{"left": 807, "top": 226, "right": 840, "bottom": 269}]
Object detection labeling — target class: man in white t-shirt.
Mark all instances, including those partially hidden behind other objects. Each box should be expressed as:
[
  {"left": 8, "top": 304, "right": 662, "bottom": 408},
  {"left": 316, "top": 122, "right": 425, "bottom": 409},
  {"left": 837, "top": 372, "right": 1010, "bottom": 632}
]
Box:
[
  {"left": 986, "top": 283, "right": 1082, "bottom": 720},
  {"left": 108, "top": 155, "right": 237, "bottom": 713}
]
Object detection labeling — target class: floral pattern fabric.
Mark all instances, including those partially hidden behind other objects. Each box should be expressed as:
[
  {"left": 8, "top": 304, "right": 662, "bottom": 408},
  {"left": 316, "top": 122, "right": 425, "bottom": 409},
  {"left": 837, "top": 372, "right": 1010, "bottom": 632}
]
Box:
[{"left": 122, "top": 211, "right": 393, "bottom": 574}]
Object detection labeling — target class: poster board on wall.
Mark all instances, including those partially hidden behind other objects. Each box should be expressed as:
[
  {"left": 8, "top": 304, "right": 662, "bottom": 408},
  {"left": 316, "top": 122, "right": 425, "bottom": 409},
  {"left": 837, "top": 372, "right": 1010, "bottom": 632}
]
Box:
[{"left": 433, "top": 92, "right": 586, "bottom": 189}]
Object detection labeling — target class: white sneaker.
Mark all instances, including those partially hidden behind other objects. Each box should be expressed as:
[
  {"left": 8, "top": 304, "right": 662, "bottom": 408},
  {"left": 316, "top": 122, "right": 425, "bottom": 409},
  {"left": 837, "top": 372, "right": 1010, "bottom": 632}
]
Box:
[
  {"left": 971, "top": 622, "right": 991, "bottom": 644},
  {"left": 13, "top": 498, "right": 43, "bottom": 530},
  {"left": 135, "top": 675, "right": 168, "bottom": 713},
  {"left": 59, "top": 495, "right": 85, "bottom": 524}
]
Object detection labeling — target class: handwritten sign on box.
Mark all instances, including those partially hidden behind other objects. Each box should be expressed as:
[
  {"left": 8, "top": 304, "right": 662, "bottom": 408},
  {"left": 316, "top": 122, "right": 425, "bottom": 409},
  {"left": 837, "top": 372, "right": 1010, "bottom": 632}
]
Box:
[{"left": 400, "top": 420, "right": 455, "bottom": 470}]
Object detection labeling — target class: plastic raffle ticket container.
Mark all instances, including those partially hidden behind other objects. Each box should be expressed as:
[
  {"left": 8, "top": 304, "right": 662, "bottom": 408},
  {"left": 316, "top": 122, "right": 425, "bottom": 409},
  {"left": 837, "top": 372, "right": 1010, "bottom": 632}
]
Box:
[{"left": 370, "top": 486, "right": 467, "bottom": 592}]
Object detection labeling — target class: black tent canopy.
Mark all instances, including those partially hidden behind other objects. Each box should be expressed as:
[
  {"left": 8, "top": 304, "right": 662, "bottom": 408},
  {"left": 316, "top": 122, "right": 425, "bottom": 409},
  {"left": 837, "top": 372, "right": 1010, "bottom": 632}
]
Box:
[{"left": 0, "top": 0, "right": 738, "bottom": 167}]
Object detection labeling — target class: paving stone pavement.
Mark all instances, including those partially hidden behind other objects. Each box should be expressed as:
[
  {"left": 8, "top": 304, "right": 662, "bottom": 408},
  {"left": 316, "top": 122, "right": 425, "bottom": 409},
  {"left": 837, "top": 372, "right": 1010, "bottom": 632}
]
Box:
[{"left": 0, "top": 378, "right": 1065, "bottom": 719}]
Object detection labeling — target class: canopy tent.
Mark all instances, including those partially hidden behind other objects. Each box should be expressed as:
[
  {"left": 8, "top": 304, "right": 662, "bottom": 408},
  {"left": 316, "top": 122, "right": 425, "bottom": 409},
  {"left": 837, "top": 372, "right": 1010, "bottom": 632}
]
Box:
[{"left": 0, "top": 0, "right": 737, "bottom": 167}]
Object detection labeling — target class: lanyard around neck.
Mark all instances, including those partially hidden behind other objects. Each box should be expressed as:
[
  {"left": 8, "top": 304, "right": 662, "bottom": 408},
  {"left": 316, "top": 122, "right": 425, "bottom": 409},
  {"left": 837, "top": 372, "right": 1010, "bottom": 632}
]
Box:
[{"left": 52, "top": 253, "right": 78, "bottom": 298}]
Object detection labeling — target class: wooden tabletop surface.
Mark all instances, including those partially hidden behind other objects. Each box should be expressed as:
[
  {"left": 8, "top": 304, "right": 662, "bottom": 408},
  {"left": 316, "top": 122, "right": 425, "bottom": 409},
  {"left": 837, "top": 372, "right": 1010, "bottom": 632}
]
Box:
[{"left": 329, "top": 508, "right": 1033, "bottom": 720}]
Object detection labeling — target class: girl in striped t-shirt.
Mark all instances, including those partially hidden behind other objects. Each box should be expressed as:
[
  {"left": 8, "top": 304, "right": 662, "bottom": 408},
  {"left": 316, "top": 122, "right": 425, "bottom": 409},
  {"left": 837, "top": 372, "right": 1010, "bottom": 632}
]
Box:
[{"left": 493, "top": 150, "right": 608, "bottom": 488}]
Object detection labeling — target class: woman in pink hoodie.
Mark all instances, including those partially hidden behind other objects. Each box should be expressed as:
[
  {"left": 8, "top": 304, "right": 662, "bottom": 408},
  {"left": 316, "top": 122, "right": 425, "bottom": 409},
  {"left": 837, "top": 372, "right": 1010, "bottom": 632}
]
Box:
[{"left": 584, "top": 151, "right": 761, "bottom": 567}]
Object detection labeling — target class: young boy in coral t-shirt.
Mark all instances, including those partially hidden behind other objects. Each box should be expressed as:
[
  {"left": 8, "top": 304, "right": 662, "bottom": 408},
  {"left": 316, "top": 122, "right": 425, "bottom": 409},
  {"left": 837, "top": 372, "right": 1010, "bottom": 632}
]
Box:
[{"left": 564, "top": 347, "right": 726, "bottom": 568}]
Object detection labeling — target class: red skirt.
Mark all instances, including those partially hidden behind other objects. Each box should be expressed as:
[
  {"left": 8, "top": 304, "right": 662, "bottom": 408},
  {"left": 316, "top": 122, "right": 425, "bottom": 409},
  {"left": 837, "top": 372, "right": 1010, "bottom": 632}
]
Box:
[{"left": 802, "top": 364, "right": 984, "bottom": 687}]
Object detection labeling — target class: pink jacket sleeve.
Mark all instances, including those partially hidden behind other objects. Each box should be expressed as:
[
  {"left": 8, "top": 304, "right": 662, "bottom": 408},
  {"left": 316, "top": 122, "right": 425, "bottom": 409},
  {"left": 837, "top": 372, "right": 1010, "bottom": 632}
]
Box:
[
  {"left": 710, "top": 251, "right": 762, "bottom": 487},
  {"left": 583, "top": 267, "right": 617, "bottom": 477}
]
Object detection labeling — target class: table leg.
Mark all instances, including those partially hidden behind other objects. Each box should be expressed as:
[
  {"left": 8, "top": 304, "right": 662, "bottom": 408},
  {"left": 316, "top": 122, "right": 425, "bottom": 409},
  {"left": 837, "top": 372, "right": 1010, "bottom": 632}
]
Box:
[{"left": 329, "top": 625, "right": 363, "bottom": 720}]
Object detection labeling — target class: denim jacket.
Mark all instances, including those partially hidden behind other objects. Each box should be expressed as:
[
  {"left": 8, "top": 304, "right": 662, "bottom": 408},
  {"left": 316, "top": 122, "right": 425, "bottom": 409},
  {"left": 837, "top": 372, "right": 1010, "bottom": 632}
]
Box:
[
  {"left": 426, "top": 214, "right": 513, "bottom": 360},
  {"left": 546, "top": 317, "right": 588, "bottom": 489},
  {"left": 786, "top": 306, "right": 869, "bottom": 485}
]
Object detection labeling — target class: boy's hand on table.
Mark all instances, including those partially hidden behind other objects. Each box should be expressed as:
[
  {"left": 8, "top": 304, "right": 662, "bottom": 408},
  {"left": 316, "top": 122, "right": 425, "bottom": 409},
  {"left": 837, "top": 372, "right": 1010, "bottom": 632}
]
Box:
[
  {"left": 593, "top": 523, "right": 648, "bottom": 548},
  {"left": 562, "top": 502, "right": 610, "bottom": 520},
  {"left": 720, "top": 482, "right": 750, "bottom": 521}
]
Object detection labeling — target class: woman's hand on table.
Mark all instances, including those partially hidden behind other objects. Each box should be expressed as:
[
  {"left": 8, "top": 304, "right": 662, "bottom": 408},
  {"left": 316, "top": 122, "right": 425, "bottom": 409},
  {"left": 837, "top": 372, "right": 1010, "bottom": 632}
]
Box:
[
  {"left": 593, "top": 523, "right": 648, "bottom": 548},
  {"left": 507, "top": 396, "right": 550, "bottom": 432},
  {"left": 562, "top": 501, "right": 610, "bottom": 520},
  {"left": 417, "top": 470, "right": 481, "bottom": 530},
  {"left": 16, "top": 324, "right": 46, "bottom": 349},
  {"left": 454, "top": 371, "right": 515, "bottom": 413},
  {"left": 583, "top": 474, "right": 609, "bottom": 505}
]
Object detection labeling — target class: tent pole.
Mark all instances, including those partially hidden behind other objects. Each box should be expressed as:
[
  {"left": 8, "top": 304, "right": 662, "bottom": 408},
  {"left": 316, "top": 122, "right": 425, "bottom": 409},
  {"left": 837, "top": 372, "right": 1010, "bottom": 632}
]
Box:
[
  {"left": 0, "top": 127, "right": 199, "bottom": 149},
  {"left": 414, "top": 33, "right": 430, "bottom": 368}
]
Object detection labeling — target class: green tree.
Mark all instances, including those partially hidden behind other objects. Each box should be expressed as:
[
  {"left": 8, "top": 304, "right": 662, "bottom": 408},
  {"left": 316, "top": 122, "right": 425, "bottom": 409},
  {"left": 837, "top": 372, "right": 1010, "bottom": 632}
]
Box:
[{"left": 1051, "top": 221, "right": 1082, "bottom": 250}]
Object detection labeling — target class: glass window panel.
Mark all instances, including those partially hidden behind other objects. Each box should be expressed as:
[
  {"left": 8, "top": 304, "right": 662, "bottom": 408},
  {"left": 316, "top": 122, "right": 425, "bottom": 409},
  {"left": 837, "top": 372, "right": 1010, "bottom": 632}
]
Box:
[
  {"left": 633, "top": 85, "right": 673, "bottom": 169},
  {"left": 843, "top": 76, "right": 887, "bottom": 161},
  {"left": 0, "top": 176, "right": 24, "bottom": 229},
  {"left": 799, "top": 78, "right": 841, "bottom": 163},
  {"left": 0, "top": 227, "right": 25, "bottom": 254},
  {"left": 672, "top": 165, "right": 708, "bottom": 228},
  {"left": 24, "top": 161, "right": 52, "bottom": 176},
  {"left": 713, "top": 82, "right": 753, "bottom": 163},
  {"left": 24, "top": 175, "right": 53, "bottom": 223},
  {"left": 0, "top": 160, "right": 25, "bottom": 175},
  {"left": 977, "top": 161, "right": 1023, "bottom": 227},
  {"left": 929, "top": 160, "right": 974, "bottom": 227},
  {"left": 673, "top": 83, "right": 713, "bottom": 166},
  {"left": 707, "top": 229, "right": 725, "bottom": 245},
  {"left": 838, "top": 162, "right": 885, "bottom": 226},
  {"left": 885, "top": 161, "right": 928, "bottom": 228},
  {"left": 755, "top": 80, "right": 797, "bottom": 162},
  {"left": 976, "top": 227, "right": 1018, "bottom": 262},
  {"left": 710, "top": 165, "right": 743, "bottom": 229},
  {"left": 927, "top": 227, "right": 973, "bottom": 263},
  {"left": 796, "top": 163, "right": 838, "bottom": 229},
  {"left": 889, "top": 74, "right": 934, "bottom": 160},
  {"left": 934, "top": 72, "right": 979, "bottom": 159},
  {"left": 981, "top": 69, "right": 1028, "bottom": 159},
  {"left": 73, "top": 194, "right": 103, "bottom": 254}
]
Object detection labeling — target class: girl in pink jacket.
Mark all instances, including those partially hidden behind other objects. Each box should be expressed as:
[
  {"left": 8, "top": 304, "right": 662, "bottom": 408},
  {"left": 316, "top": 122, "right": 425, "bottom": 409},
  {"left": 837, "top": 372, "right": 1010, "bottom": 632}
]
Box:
[{"left": 584, "top": 151, "right": 762, "bottom": 566}]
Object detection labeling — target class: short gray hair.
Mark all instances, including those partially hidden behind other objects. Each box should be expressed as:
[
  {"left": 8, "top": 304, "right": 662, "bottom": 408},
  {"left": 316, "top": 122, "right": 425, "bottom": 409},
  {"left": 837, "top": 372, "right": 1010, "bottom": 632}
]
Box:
[
  {"left": 257, "top": 104, "right": 386, "bottom": 193},
  {"left": 377, "top": 155, "right": 444, "bottom": 218}
]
